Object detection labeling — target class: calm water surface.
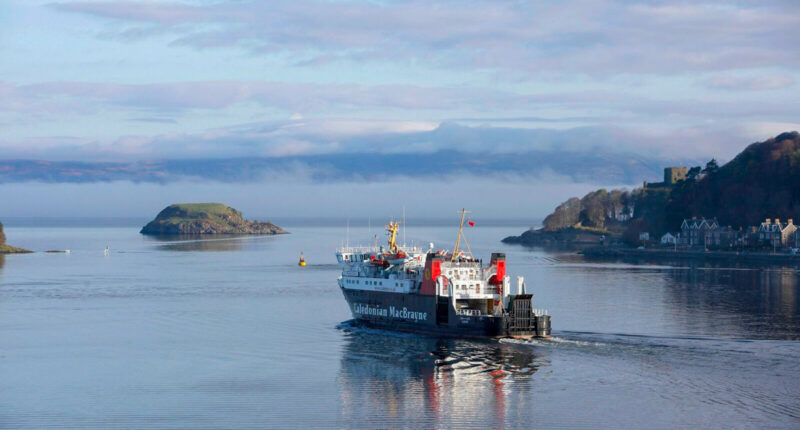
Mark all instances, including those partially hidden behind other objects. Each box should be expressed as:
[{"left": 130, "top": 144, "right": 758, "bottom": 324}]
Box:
[{"left": 1, "top": 223, "right": 799, "bottom": 429}]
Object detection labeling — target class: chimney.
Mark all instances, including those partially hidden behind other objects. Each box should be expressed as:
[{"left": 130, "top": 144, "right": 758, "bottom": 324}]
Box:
[
  {"left": 766, "top": 218, "right": 771, "bottom": 224},
  {"left": 775, "top": 218, "right": 780, "bottom": 224},
  {"left": 790, "top": 219, "right": 794, "bottom": 225}
]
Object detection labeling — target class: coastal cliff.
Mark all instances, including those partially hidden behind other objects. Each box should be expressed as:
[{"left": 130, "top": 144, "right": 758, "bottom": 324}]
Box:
[
  {"left": 0, "top": 221, "right": 32, "bottom": 254},
  {"left": 140, "top": 203, "right": 288, "bottom": 236}
]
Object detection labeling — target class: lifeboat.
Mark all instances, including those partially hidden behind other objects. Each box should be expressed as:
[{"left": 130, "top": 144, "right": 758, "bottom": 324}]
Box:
[
  {"left": 386, "top": 250, "right": 408, "bottom": 264},
  {"left": 370, "top": 255, "right": 390, "bottom": 267}
]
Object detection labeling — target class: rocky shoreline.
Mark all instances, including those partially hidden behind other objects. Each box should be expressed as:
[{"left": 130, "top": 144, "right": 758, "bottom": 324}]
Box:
[
  {"left": 0, "top": 244, "right": 33, "bottom": 254},
  {"left": 502, "top": 227, "right": 610, "bottom": 247}
]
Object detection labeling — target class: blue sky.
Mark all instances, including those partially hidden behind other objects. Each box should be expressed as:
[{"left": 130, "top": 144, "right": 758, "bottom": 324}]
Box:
[{"left": 1, "top": 0, "right": 798, "bottom": 218}]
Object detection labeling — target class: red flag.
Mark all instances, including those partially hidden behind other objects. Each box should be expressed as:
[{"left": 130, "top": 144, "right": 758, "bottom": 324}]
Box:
[{"left": 467, "top": 219, "right": 475, "bottom": 227}]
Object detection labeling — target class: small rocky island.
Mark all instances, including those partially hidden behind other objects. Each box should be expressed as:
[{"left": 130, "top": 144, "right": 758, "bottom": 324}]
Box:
[
  {"left": 0, "top": 221, "right": 32, "bottom": 254},
  {"left": 140, "top": 203, "right": 288, "bottom": 236}
]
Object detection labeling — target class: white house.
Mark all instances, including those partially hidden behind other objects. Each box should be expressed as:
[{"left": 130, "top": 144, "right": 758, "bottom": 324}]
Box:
[{"left": 660, "top": 232, "right": 676, "bottom": 245}]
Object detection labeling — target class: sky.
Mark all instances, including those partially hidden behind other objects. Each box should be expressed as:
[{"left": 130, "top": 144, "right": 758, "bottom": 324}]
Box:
[{"left": 1, "top": 0, "right": 798, "bottom": 219}]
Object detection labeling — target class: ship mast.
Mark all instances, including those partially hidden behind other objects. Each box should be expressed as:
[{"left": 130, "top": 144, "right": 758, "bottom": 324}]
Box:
[
  {"left": 452, "top": 208, "right": 472, "bottom": 261},
  {"left": 386, "top": 220, "right": 399, "bottom": 254}
]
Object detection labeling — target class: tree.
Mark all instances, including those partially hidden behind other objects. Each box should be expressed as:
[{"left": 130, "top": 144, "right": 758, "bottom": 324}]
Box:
[
  {"left": 703, "top": 159, "right": 719, "bottom": 175},
  {"left": 579, "top": 189, "right": 610, "bottom": 229},
  {"left": 542, "top": 197, "right": 580, "bottom": 231},
  {"left": 686, "top": 166, "right": 701, "bottom": 181}
]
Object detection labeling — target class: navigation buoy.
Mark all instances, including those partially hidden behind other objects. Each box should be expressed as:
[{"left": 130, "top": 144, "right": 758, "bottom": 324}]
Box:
[
  {"left": 104, "top": 245, "right": 110, "bottom": 256},
  {"left": 298, "top": 252, "right": 306, "bottom": 267}
]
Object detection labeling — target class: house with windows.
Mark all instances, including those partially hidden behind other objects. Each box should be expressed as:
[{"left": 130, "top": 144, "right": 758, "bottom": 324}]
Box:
[
  {"left": 704, "top": 226, "right": 738, "bottom": 249},
  {"left": 758, "top": 218, "right": 797, "bottom": 249},
  {"left": 660, "top": 232, "right": 677, "bottom": 245},
  {"left": 679, "top": 217, "right": 719, "bottom": 248},
  {"left": 738, "top": 226, "right": 759, "bottom": 248}
]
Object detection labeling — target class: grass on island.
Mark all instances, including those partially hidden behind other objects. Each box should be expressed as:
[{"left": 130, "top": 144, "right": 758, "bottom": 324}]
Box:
[
  {"left": 155, "top": 203, "right": 246, "bottom": 226},
  {"left": 0, "top": 244, "right": 33, "bottom": 254}
]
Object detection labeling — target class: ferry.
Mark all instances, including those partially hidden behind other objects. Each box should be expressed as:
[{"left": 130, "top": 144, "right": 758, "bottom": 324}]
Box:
[{"left": 337, "top": 210, "right": 551, "bottom": 338}]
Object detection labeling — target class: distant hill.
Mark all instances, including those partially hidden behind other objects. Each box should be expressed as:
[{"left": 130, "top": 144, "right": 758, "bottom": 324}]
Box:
[
  {"left": 505, "top": 132, "right": 800, "bottom": 245},
  {"left": 0, "top": 150, "right": 691, "bottom": 185},
  {"left": 140, "top": 203, "right": 288, "bottom": 236}
]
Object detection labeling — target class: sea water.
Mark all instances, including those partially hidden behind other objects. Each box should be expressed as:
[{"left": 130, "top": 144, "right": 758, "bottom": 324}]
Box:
[{"left": 1, "top": 222, "right": 799, "bottom": 429}]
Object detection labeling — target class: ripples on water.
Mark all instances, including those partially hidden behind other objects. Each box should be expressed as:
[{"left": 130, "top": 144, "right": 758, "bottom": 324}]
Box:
[{"left": 0, "top": 225, "right": 799, "bottom": 429}]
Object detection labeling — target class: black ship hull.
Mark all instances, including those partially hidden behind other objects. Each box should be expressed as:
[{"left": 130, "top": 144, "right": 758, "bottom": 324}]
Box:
[{"left": 341, "top": 287, "right": 550, "bottom": 338}]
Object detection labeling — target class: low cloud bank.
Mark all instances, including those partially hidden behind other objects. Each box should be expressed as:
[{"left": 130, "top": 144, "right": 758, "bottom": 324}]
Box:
[
  {"left": 0, "top": 174, "right": 630, "bottom": 220},
  {"left": 0, "top": 146, "right": 682, "bottom": 186}
]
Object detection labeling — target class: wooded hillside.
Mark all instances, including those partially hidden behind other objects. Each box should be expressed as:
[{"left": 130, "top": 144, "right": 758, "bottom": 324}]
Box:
[{"left": 528, "top": 132, "right": 800, "bottom": 245}]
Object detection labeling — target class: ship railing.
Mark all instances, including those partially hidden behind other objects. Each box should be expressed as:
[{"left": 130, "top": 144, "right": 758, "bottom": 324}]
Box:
[
  {"left": 452, "top": 284, "right": 500, "bottom": 295},
  {"left": 456, "top": 308, "right": 483, "bottom": 317},
  {"left": 337, "top": 245, "right": 425, "bottom": 254},
  {"left": 532, "top": 308, "right": 549, "bottom": 316},
  {"left": 442, "top": 260, "right": 481, "bottom": 268},
  {"left": 337, "top": 246, "right": 379, "bottom": 253}
]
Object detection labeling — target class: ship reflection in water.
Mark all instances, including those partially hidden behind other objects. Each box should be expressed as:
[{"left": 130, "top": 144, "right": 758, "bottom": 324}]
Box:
[{"left": 337, "top": 325, "right": 548, "bottom": 428}]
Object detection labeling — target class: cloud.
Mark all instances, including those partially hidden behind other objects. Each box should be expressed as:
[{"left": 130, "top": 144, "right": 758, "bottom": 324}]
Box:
[
  {"left": 51, "top": 0, "right": 800, "bottom": 76},
  {"left": 127, "top": 116, "right": 178, "bottom": 123},
  {"left": 0, "top": 120, "right": 729, "bottom": 187},
  {"left": 0, "top": 120, "right": 687, "bottom": 160},
  {"left": 4, "top": 79, "right": 800, "bottom": 130},
  {"left": 702, "top": 74, "right": 795, "bottom": 91},
  {"left": 1, "top": 80, "right": 531, "bottom": 115}
]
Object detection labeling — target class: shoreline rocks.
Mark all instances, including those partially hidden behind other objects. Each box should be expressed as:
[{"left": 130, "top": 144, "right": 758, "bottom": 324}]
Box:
[{"left": 502, "top": 227, "right": 610, "bottom": 247}]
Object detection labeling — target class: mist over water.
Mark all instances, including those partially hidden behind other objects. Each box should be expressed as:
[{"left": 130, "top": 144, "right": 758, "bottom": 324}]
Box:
[
  {"left": 1, "top": 222, "right": 799, "bottom": 429},
  {"left": 0, "top": 177, "right": 625, "bottom": 220}
]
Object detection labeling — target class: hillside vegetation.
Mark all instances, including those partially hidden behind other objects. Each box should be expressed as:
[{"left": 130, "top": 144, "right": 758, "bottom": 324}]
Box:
[
  {"left": 506, "top": 132, "right": 800, "bottom": 246},
  {"left": 141, "top": 203, "right": 288, "bottom": 236},
  {"left": 664, "top": 131, "right": 800, "bottom": 228}
]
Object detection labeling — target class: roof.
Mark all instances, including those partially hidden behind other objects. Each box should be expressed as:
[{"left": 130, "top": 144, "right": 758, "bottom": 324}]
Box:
[{"left": 681, "top": 218, "right": 719, "bottom": 230}]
